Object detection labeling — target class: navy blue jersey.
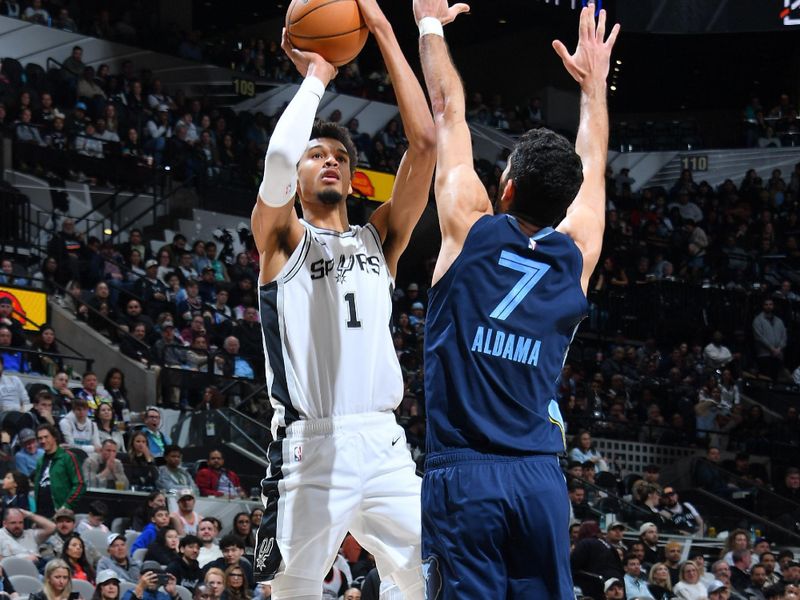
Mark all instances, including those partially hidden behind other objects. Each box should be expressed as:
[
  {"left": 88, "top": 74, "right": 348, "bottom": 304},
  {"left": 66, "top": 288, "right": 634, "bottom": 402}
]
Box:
[{"left": 424, "top": 214, "right": 588, "bottom": 455}]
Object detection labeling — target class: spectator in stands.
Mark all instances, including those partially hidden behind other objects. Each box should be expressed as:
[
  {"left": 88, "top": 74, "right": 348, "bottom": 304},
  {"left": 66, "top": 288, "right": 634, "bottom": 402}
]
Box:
[
  {"left": 0, "top": 326, "right": 28, "bottom": 373},
  {"left": 53, "top": 7, "right": 77, "bottom": 31},
  {"left": 0, "top": 506, "right": 55, "bottom": 560},
  {"left": 0, "top": 296, "right": 25, "bottom": 347},
  {"left": 659, "top": 486, "right": 704, "bottom": 535},
  {"left": 196, "top": 518, "right": 222, "bottom": 568},
  {"left": 93, "top": 569, "right": 123, "bottom": 600},
  {"left": 144, "top": 525, "right": 180, "bottom": 565},
  {"left": 171, "top": 489, "right": 202, "bottom": 536},
  {"left": 195, "top": 449, "right": 245, "bottom": 498},
  {"left": 784, "top": 561, "right": 800, "bottom": 585},
  {"left": 569, "top": 430, "right": 610, "bottom": 473},
  {"left": 0, "top": 257, "right": 29, "bottom": 286},
  {"left": 568, "top": 481, "right": 592, "bottom": 521},
  {"left": 0, "top": 354, "right": 27, "bottom": 410},
  {"left": 647, "top": 563, "right": 674, "bottom": 599},
  {"left": 14, "top": 428, "right": 43, "bottom": 475},
  {"left": 98, "top": 533, "right": 141, "bottom": 583},
  {"left": 33, "top": 423, "right": 85, "bottom": 515},
  {"left": 673, "top": 560, "right": 707, "bottom": 599},
  {"left": 127, "top": 431, "right": 159, "bottom": 490},
  {"left": 570, "top": 521, "right": 624, "bottom": 582},
  {"left": 121, "top": 322, "right": 151, "bottom": 365},
  {"left": 731, "top": 549, "right": 752, "bottom": 593},
  {"left": 123, "top": 562, "right": 179, "bottom": 600},
  {"left": 202, "top": 535, "right": 254, "bottom": 589},
  {"left": 776, "top": 467, "right": 800, "bottom": 502},
  {"left": 722, "top": 529, "right": 754, "bottom": 566},
  {"left": 760, "top": 552, "right": 781, "bottom": 587},
  {"left": 158, "top": 446, "right": 198, "bottom": 496},
  {"left": 77, "top": 501, "right": 110, "bottom": 535},
  {"left": 231, "top": 512, "right": 254, "bottom": 554},
  {"left": 49, "top": 371, "right": 75, "bottom": 416},
  {"left": 83, "top": 438, "right": 128, "bottom": 489},
  {"left": 213, "top": 336, "right": 254, "bottom": 380},
  {"left": 695, "top": 446, "right": 737, "bottom": 497},
  {"left": 61, "top": 45, "right": 85, "bottom": 83},
  {"left": 132, "top": 492, "right": 167, "bottom": 532},
  {"left": 30, "top": 558, "right": 73, "bottom": 600},
  {"left": 76, "top": 371, "right": 111, "bottom": 414},
  {"left": 704, "top": 331, "right": 734, "bottom": 370},
  {"left": 30, "top": 325, "right": 63, "bottom": 375},
  {"left": 15, "top": 108, "right": 45, "bottom": 146},
  {"left": 1, "top": 470, "right": 30, "bottom": 512},
  {"left": 167, "top": 534, "right": 202, "bottom": 592},
  {"left": 752, "top": 299, "right": 788, "bottom": 380},
  {"left": 204, "top": 568, "right": 225, "bottom": 600},
  {"left": 130, "top": 506, "right": 171, "bottom": 556},
  {"left": 136, "top": 260, "right": 170, "bottom": 319},
  {"left": 145, "top": 105, "right": 173, "bottom": 164},
  {"left": 41, "top": 507, "right": 101, "bottom": 565},
  {"left": 142, "top": 406, "right": 171, "bottom": 457},
  {"left": 95, "top": 402, "right": 126, "bottom": 451},
  {"left": 602, "top": 578, "right": 624, "bottom": 599},
  {"left": 222, "top": 564, "right": 251, "bottom": 600},
  {"left": 743, "top": 564, "right": 769, "bottom": 600},
  {"left": 197, "top": 267, "right": 217, "bottom": 303},
  {"left": 623, "top": 554, "right": 652, "bottom": 599},
  {"left": 60, "top": 397, "right": 101, "bottom": 452},
  {"left": 62, "top": 532, "right": 95, "bottom": 582},
  {"left": 663, "top": 541, "right": 683, "bottom": 585}
]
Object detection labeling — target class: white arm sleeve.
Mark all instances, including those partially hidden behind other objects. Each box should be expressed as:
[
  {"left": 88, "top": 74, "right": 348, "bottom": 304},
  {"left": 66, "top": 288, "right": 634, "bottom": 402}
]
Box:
[{"left": 258, "top": 75, "right": 326, "bottom": 207}]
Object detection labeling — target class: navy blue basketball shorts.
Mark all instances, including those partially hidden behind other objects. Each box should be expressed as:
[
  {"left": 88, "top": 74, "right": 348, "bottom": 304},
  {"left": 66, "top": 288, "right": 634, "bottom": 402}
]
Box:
[{"left": 422, "top": 451, "right": 573, "bottom": 599}]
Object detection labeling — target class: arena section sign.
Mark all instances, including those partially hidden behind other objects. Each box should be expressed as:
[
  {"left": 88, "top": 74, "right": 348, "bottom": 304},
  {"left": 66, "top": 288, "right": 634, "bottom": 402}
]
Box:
[{"left": 0, "top": 285, "right": 48, "bottom": 331}]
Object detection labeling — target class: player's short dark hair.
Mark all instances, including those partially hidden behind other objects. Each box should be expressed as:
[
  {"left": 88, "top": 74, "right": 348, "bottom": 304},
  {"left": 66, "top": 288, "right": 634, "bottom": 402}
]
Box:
[
  {"left": 310, "top": 120, "right": 358, "bottom": 174},
  {"left": 180, "top": 534, "right": 201, "bottom": 548},
  {"left": 507, "top": 128, "right": 583, "bottom": 227},
  {"left": 219, "top": 534, "right": 245, "bottom": 550}
]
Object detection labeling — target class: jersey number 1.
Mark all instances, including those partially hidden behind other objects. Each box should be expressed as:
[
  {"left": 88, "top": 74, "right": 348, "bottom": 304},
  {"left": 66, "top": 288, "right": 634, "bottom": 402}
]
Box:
[
  {"left": 490, "top": 250, "right": 550, "bottom": 321},
  {"left": 344, "top": 292, "right": 362, "bottom": 328}
]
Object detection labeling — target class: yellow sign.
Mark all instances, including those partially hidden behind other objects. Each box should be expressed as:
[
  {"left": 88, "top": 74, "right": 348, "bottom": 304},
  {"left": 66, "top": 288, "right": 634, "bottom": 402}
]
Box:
[
  {"left": 352, "top": 168, "right": 396, "bottom": 203},
  {"left": 0, "top": 285, "right": 48, "bottom": 331}
]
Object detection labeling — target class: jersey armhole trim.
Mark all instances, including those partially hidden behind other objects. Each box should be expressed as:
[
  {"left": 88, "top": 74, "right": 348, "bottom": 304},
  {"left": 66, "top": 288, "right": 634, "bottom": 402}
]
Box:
[
  {"left": 283, "top": 230, "right": 311, "bottom": 283},
  {"left": 364, "top": 223, "right": 387, "bottom": 261},
  {"left": 429, "top": 214, "right": 493, "bottom": 294},
  {"left": 259, "top": 228, "right": 310, "bottom": 289}
]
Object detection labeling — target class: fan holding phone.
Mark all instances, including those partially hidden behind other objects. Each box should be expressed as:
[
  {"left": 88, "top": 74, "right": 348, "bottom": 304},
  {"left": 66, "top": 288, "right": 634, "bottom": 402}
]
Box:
[{"left": 120, "top": 562, "right": 178, "bottom": 600}]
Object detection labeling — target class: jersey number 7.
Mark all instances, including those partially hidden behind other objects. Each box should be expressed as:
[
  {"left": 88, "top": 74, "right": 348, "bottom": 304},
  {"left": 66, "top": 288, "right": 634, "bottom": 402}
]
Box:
[{"left": 489, "top": 251, "right": 550, "bottom": 321}]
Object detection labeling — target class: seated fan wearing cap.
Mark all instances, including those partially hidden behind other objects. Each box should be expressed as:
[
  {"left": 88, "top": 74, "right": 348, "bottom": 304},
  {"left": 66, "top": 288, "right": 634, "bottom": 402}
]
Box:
[
  {"left": 13, "top": 427, "right": 43, "bottom": 476},
  {"left": 98, "top": 533, "right": 142, "bottom": 583}
]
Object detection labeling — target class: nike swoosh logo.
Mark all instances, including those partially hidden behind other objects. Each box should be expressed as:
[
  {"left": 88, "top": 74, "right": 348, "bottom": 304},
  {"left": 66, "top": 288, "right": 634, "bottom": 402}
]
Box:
[{"left": 392, "top": 436, "right": 402, "bottom": 446}]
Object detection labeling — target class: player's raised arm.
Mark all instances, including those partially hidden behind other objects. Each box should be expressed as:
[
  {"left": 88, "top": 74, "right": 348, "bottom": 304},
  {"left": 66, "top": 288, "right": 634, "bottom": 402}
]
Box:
[
  {"left": 414, "top": 0, "right": 490, "bottom": 283},
  {"left": 553, "top": 4, "right": 620, "bottom": 293},
  {"left": 251, "top": 30, "right": 338, "bottom": 284},
  {"left": 359, "top": 0, "right": 437, "bottom": 278}
]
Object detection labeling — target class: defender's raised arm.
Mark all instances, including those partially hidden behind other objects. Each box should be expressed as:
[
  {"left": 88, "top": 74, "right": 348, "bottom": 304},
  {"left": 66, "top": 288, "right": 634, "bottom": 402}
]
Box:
[{"left": 553, "top": 4, "right": 620, "bottom": 293}]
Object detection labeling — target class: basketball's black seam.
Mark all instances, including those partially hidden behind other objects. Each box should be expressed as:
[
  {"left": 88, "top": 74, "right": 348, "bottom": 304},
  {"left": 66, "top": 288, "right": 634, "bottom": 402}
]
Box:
[
  {"left": 287, "top": 0, "right": 358, "bottom": 26},
  {"left": 287, "top": 24, "right": 368, "bottom": 40}
]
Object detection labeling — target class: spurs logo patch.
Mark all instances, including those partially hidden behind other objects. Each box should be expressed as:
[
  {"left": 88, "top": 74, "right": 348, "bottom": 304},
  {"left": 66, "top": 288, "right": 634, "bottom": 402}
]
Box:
[{"left": 255, "top": 537, "right": 274, "bottom": 571}]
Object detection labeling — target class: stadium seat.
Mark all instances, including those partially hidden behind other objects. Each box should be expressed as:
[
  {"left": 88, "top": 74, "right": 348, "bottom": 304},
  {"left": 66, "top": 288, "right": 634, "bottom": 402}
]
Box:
[
  {"left": 125, "top": 530, "right": 140, "bottom": 550},
  {"left": 111, "top": 517, "right": 131, "bottom": 534},
  {"left": 174, "top": 585, "right": 193, "bottom": 600},
  {"left": 119, "top": 581, "right": 137, "bottom": 598},
  {"left": 132, "top": 547, "right": 148, "bottom": 563},
  {"left": 83, "top": 528, "right": 111, "bottom": 556},
  {"left": 71, "top": 579, "right": 96, "bottom": 598},
  {"left": 9, "top": 574, "right": 43, "bottom": 595},
  {"left": 2, "top": 556, "right": 40, "bottom": 578}
]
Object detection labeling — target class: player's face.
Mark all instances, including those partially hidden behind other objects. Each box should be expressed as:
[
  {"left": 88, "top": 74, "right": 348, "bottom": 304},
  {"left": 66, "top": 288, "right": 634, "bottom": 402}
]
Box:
[{"left": 297, "top": 138, "right": 353, "bottom": 207}]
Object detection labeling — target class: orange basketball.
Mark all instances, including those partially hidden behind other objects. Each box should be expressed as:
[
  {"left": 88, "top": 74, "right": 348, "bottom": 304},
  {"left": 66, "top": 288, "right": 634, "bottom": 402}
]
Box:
[{"left": 285, "top": 0, "right": 369, "bottom": 67}]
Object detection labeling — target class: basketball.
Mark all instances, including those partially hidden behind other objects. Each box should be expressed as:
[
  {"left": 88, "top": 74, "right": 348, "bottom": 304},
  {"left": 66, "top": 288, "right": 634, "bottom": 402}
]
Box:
[{"left": 285, "top": 0, "right": 369, "bottom": 67}]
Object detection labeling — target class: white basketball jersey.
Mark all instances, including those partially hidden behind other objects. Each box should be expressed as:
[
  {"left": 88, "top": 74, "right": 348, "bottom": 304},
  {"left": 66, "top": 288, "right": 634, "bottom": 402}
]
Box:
[{"left": 259, "top": 219, "right": 403, "bottom": 434}]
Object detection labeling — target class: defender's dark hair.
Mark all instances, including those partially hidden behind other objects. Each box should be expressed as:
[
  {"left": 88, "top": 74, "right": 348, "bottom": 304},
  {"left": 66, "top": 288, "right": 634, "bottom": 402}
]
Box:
[
  {"left": 507, "top": 128, "right": 584, "bottom": 227},
  {"left": 310, "top": 120, "right": 358, "bottom": 174}
]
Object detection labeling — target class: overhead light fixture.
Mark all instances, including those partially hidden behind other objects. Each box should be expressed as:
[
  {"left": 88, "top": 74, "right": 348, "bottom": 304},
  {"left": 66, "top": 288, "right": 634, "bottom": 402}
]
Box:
[
  {"left": 614, "top": 67, "right": 620, "bottom": 72},
  {"left": 610, "top": 85, "right": 617, "bottom": 91},
  {"left": 103, "top": 228, "right": 113, "bottom": 235},
  {"left": 616, "top": 60, "right": 622, "bottom": 65},
  {"left": 498, "top": 18, "right": 507, "bottom": 24}
]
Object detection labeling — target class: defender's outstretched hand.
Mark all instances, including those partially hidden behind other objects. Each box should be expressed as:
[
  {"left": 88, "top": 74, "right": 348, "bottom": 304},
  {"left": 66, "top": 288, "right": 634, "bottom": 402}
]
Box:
[
  {"left": 412, "top": 0, "right": 470, "bottom": 25},
  {"left": 281, "top": 28, "right": 338, "bottom": 84},
  {"left": 552, "top": 2, "right": 620, "bottom": 92}
]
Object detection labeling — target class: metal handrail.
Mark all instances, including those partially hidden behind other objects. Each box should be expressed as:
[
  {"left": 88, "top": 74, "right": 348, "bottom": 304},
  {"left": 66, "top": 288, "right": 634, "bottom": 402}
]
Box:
[
  {"left": 0, "top": 344, "right": 94, "bottom": 372},
  {"left": 214, "top": 407, "right": 270, "bottom": 456}
]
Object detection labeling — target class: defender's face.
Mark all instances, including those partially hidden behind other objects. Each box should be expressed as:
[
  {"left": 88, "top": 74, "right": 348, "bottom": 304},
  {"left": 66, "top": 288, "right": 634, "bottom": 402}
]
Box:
[{"left": 296, "top": 138, "right": 353, "bottom": 206}]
